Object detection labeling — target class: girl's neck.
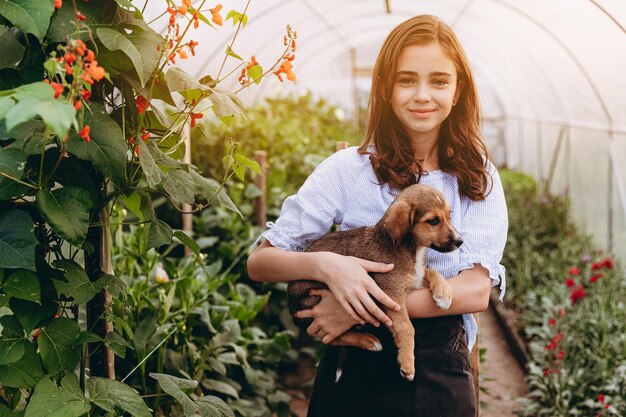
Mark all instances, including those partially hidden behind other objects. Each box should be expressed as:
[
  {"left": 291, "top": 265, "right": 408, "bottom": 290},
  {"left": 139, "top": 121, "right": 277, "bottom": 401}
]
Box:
[{"left": 410, "top": 132, "right": 440, "bottom": 171}]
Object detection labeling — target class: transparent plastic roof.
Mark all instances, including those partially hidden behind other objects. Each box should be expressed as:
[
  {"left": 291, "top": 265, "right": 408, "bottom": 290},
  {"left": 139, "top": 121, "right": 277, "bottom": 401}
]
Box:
[{"left": 145, "top": 0, "right": 626, "bottom": 133}]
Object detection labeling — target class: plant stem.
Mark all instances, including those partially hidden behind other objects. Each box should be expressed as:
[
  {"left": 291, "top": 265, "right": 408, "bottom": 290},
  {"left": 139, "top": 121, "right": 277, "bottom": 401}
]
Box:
[
  {"left": 121, "top": 327, "right": 178, "bottom": 383},
  {"left": 217, "top": 0, "right": 251, "bottom": 80},
  {"left": 0, "top": 172, "right": 39, "bottom": 189}
]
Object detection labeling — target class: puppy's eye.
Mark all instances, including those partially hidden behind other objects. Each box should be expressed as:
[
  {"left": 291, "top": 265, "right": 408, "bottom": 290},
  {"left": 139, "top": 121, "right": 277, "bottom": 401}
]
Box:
[{"left": 426, "top": 217, "right": 440, "bottom": 226}]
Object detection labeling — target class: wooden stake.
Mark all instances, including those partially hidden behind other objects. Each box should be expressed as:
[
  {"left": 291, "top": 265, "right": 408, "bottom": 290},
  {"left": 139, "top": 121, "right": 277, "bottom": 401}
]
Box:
[{"left": 254, "top": 151, "right": 267, "bottom": 227}]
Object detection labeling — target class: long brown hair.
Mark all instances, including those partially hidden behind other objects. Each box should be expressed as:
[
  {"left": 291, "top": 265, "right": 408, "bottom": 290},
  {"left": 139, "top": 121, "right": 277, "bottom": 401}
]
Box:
[{"left": 359, "top": 15, "right": 491, "bottom": 200}]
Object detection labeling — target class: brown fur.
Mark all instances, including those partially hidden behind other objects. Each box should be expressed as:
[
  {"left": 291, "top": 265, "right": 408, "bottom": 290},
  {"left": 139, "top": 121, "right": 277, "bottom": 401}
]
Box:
[{"left": 287, "top": 184, "right": 463, "bottom": 381}]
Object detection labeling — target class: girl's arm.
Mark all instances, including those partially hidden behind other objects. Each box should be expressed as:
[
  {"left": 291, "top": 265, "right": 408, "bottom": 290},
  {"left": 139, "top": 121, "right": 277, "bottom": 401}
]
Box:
[
  {"left": 295, "top": 264, "right": 491, "bottom": 344},
  {"left": 247, "top": 240, "right": 401, "bottom": 327}
]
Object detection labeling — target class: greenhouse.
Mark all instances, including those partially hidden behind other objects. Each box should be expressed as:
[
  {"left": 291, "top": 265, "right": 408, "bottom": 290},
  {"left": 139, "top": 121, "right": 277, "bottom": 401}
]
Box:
[{"left": 0, "top": 0, "right": 625, "bottom": 416}]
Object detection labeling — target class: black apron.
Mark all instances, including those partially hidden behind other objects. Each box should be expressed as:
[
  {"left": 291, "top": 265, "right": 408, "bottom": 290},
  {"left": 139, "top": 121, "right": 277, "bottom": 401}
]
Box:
[{"left": 306, "top": 315, "right": 476, "bottom": 417}]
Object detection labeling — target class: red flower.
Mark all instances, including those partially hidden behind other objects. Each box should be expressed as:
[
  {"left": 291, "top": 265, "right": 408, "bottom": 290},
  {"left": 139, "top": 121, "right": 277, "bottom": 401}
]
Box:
[
  {"left": 569, "top": 285, "right": 586, "bottom": 304},
  {"left": 546, "top": 332, "right": 562, "bottom": 351},
  {"left": 567, "top": 267, "right": 580, "bottom": 276},
  {"left": 51, "top": 82, "right": 64, "bottom": 99},
  {"left": 135, "top": 95, "right": 149, "bottom": 114},
  {"left": 190, "top": 112, "right": 203, "bottom": 128},
  {"left": 601, "top": 258, "right": 614, "bottom": 269},
  {"left": 78, "top": 125, "right": 91, "bottom": 143},
  {"left": 598, "top": 394, "right": 605, "bottom": 403},
  {"left": 141, "top": 130, "right": 150, "bottom": 141},
  {"left": 54, "top": 0, "right": 62, "bottom": 8},
  {"left": 81, "top": 89, "right": 92, "bottom": 101},
  {"left": 548, "top": 317, "right": 556, "bottom": 326},
  {"left": 592, "top": 261, "right": 603, "bottom": 271},
  {"left": 557, "top": 351, "right": 565, "bottom": 360},
  {"left": 564, "top": 278, "right": 576, "bottom": 288},
  {"left": 134, "top": 144, "right": 140, "bottom": 156},
  {"left": 76, "top": 12, "right": 87, "bottom": 21},
  {"left": 33, "top": 328, "right": 40, "bottom": 339},
  {"left": 74, "top": 100, "right": 82, "bottom": 111},
  {"left": 590, "top": 273, "right": 603, "bottom": 283}
]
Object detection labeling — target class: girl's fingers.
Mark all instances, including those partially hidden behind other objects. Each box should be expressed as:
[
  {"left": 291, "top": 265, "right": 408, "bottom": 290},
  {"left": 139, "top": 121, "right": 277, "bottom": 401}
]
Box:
[
  {"left": 306, "top": 322, "right": 321, "bottom": 336},
  {"left": 368, "top": 285, "right": 401, "bottom": 312},
  {"left": 338, "top": 298, "right": 365, "bottom": 325},
  {"left": 352, "top": 299, "right": 379, "bottom": 327},
  {"left": 295, "top": 308, "right": 314, "bottom": 319},
  {"left": 361, "top": 296, "right": 391, "bottom": 327},
  {"left": 358, "top": 259, "right": 394, "bottom": 273}
]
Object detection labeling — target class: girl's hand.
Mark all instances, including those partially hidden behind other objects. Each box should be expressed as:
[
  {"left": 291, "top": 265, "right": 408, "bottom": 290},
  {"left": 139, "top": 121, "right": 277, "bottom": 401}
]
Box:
[
  {"left": 312, "top": 252, "right": 400, "bottom": 327},
  {"left": 295, "top": 289, "right": 357, "bottom": 344}
]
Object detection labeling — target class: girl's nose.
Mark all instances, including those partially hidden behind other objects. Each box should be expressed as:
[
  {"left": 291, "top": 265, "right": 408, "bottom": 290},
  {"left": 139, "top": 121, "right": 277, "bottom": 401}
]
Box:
[{"left": 412, "top": 85, "right": 432, "bottom": 102}]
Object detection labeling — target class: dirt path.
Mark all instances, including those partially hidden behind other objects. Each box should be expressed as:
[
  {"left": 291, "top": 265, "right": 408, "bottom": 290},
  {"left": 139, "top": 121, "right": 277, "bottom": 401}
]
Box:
[
  {"left": 288, "top": 306, "right": 530, "bottom": 417},
  {"left": 478, "top": 307, "right": 529, "bottom": 416}
]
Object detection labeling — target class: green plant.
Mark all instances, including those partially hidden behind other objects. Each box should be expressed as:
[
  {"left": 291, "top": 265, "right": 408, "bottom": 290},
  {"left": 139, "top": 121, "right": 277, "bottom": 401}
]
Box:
[{"left": 0, "top": 0, "right": 296, "bottom": 414}]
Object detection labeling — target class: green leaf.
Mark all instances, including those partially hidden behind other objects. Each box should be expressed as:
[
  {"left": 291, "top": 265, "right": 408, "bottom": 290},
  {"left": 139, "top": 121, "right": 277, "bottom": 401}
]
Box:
[
  {"left": 9, "top": 299, "right": 56, "bottom": 333},
  {"left": 38, "top": 317, "right": 81, "bottom": 374},
  {"left": 201, "top": 379, "right": 239, "bottom": 399},
  {"left": 0, "top": 96, "right": 13, "bottom": 120},
  {"left": 188, "top": 170, "right": 242, "bottom": 217},
  {"left": 137, "top": 139, "right": 163, "bottom": 187},
  {"left": 65, "top": 102, "right": 126, "bottom": 186},
  {"left": 31, "top": 100, "right": 76, "bottom": 139},
  {"left": 197, "top": 396, "right": 235, "bottom": 417},
  {"left": 162, "top": 169, "right": 197, "bottom": 205},
  {"left": 225, "top": 10, "right": 247, "bottom": 27},
  {"left": 104, "top": 331, "right": 132, "bottom": 358},
  {"left": 87, "top": 377, "right": 152, "bottom": 417},
  {"left": 36, "top": 187, "right": 91, "bottom": 246},
  {"left": 235, "top": 153, "right": 262, "bottom": 175},
  {"left": 74, "top": 330, "right": 102, "bottom": 345},
  {"left": 123, "top": 26, "right": 164, "bottom": 88},
  {"left": 165, "top": 67, "right": 209, "bottom": 102},
  {"left": 52, "top": 259, "right": 99, "bottom": 304},
  {"left": 0, "top": 209, "right": 37, "bottom": 271},
  {"left": 1, "top": 269, "right": 40, "bottom": 303},
  {"left": 24, "top": 373, "right": 90, "bottom": 417},
  {"left": 120, "top": 191, "right": 143, "bottom": 220},
  {"left": 0, "top": 315, "right": 26, "bottom": 366},
  {"left": 0, "top": 27, "right": 25, "bottom": 70},
  {"left": 0, "top": 148, "right": 27, "bottom": 178},
  {"left": 46, "top": 0, "right": 117, "bottom": 42},
  {"left": 173, "top": 231, "right": 200, "bottom": 256},
  {"left": 209, "top": 89, "right": 244, "bottom": 118},
  {"left": 1, "top": 120, "right": 49, "bottom": 156},
  {"left": 149, "top": 373, "right": 199, "bottom": 416},
  {"left": 96, "top": 274, "right": 126, "bottom": 297},
  {"left": 0, "top": 341, "right": 43, "bottom": 388},
  {"left": 247, "top": 64, "right": 263, "bottom": 85},
  {"left": 225, "top": 46, "right": 242, "bottom": 61},
  {"left": 146, "top": 219, "right": 173, "bottom": 250},
  {"left": 97, "top": 27, "right": 146, "bottom": 86},
  {"left": 0, "top": 0, "right": 55, "bottom": 40}
]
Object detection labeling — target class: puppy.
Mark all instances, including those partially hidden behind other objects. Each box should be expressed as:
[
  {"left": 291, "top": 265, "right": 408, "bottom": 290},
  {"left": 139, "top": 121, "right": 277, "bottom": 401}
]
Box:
[{"left": 287, "top": 184, "right": 463, "bottom": 381}]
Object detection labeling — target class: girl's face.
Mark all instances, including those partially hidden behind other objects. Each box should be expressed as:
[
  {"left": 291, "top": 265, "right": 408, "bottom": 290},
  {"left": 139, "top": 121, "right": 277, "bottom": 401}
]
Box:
[{"left": 390, "top": 42, "right": 461, "bottom": 143}]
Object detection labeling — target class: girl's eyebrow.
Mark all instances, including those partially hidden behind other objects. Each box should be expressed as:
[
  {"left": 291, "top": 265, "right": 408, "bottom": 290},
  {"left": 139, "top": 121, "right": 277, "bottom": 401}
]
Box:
[{"left": 396, "top": 70, "right": 453, "bottom": 77}]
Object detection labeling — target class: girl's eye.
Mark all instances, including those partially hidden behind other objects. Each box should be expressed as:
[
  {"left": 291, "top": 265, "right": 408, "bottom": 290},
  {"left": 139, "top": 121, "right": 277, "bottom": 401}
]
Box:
[
  {"left": 398, "top": 78, "right": 414, "bottom": 85},
  {"left": 426, "top": 217, "right": 440, "bottom": 226},
  {"left": 432, "top": 80, "right": 447, "bottom": 86}
]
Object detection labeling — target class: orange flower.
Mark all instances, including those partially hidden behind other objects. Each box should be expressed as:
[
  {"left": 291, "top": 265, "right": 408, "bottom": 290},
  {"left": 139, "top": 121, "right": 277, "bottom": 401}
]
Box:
[
  {"left": 178, "top": 48, "right": 188, "bottom": 59},
  {"left": 51, "top": 82, "right": 64, "bottom": 99},
  {"left": 65, "top": 62, "right": 73, "bottom": 75},
  {"left": 182, "top": 0, "right": 191, "bottom": 6},
  {"left": 85, "top": 49, "right": 95, "bottom": 63},
  {"left": 188, "top": 40, "right": 198, "bottom": 56},
  {"left": 190, "top": 112, "right": 203, "bottom": 128},
  {"left": 64, "top": 52, "right": 76, "bottom": 65},
  {"left": 178, "top": 4, "right": 188, "bottom": 14},
  {"left": 168, "top": 52, "right": 176, "bottom": 64},
  {"left": 74, "top": 100, "right": 82, "bottom": 111},
  {"left": 74, "top": 40, "right": 86, "bottom": 56},
  {"left": 275, "top": 59, "right": 296, "bottom": 82},
  {"left": 81, "top": 72, "right": 94, "bottom": 85},
  {"left": 210, "top": 4, "right": 223, "bottom": 26},
  {"left": 54, "top": 0, "right": 62, "bottom": 9},
  {"left": 87, "top": 61, "right": 106, "bottom": 81},
  {"left": 193, "top": 11, "right": 199, "bottom": 28},
  {"left": 78, "top": 125, "right": 91, "bottom": 142},
  {"left": 167, "top": 7, "right": 177, "bottom": 27}
]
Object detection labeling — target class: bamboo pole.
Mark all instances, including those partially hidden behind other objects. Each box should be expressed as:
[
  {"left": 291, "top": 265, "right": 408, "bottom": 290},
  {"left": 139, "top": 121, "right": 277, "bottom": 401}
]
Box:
[
  {"left": 182, "top": 124, "right": 193, "bottom": 256},
  {"left": 254, "top": 151, "right": 267, "bottom": 227},
  {"left": 472, "top": 313, "right": 480, "bottom": 415}
]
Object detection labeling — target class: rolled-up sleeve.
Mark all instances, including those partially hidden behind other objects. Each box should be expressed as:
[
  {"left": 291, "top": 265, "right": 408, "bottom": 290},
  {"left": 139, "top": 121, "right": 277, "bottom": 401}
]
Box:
[
  {"left": 250, "top": 151, "right": 348, "bottom": 253},
  {"left": 458, "top": 163, "right": 508, "bottom": 300}
]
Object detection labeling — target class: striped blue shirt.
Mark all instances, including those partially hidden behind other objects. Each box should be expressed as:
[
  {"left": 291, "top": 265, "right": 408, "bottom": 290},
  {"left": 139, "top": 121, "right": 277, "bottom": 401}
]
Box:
[{"left": 254, "top": 146, "right": 508, "bottom": 351}]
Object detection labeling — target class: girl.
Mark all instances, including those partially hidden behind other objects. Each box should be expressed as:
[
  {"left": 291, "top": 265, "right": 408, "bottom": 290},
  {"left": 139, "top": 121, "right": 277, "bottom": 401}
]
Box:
[{"left": 247, "top": 15, "right": 507, "bottom": 417}]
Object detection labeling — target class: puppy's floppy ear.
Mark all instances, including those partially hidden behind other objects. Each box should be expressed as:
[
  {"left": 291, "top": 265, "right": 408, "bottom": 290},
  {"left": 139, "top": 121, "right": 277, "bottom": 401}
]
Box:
[{"left": 381, "top": 201, "right": 414, "bottom": 244}]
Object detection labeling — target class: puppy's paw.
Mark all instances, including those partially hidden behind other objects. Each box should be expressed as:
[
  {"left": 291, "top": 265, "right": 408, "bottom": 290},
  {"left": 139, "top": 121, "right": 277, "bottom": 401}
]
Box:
[
  {"left": 362, "top": 334, "right": 383, "bottom": 352},
  {"left": 432, "top": 283, "right": 453, "bottom": 310},
  {"left": 399, "top": 366, "right": 415, "bottom": 382}
]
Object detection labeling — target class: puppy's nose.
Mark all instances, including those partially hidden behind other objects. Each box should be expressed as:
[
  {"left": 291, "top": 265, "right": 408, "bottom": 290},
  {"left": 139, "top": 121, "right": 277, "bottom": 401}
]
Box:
[{"left": 454, "top": 238, "right": 464, "bottom": 248}]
